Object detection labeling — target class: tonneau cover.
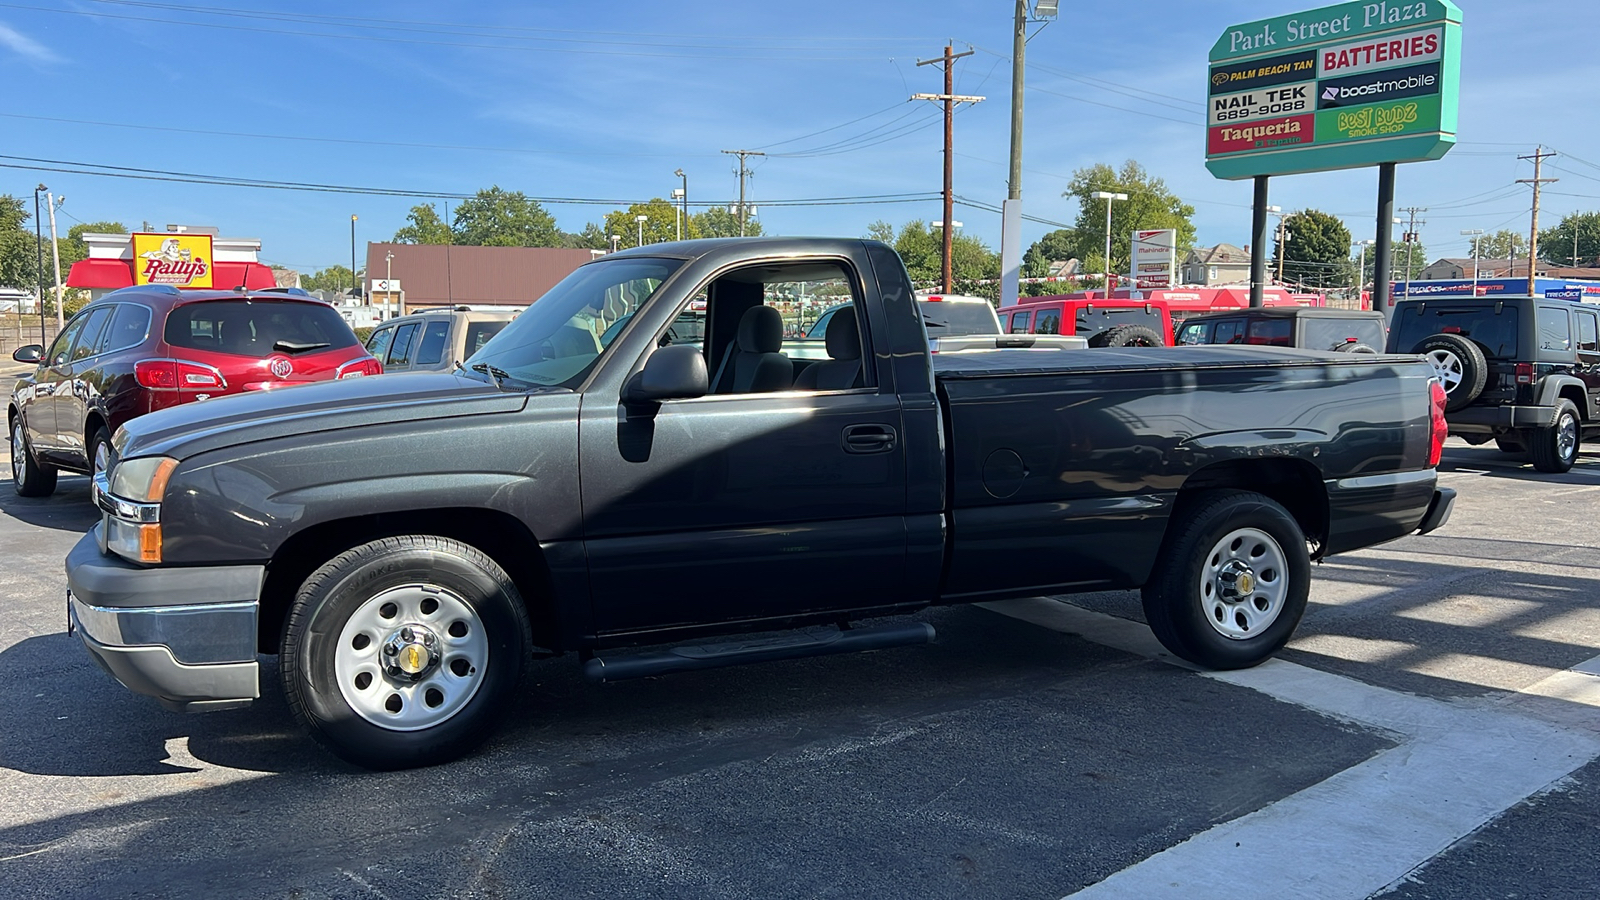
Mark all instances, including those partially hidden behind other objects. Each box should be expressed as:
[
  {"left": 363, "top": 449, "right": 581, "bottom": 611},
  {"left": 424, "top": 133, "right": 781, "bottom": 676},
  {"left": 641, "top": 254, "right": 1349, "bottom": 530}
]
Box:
[{"left": 930, "top": 346, "right": 1416, "bottom": 379}]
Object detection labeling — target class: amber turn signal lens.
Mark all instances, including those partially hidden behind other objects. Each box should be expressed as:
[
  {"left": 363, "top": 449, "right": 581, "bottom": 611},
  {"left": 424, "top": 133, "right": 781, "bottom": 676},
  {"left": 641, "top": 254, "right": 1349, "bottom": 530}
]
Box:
[{"left": 138, "top": 524, "right": 163, "bottom": 564}]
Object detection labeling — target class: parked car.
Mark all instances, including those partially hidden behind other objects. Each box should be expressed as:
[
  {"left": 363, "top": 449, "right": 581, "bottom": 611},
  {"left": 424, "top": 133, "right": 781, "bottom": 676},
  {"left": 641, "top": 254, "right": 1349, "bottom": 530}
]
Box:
[
  {"left": 8, "top": 285, "right": 380, "bottom": 498},
  {"left": 807, "top": 294, "right": 1002, "bottom": 341},
  {"left": 364, "top": 307, "right": 518, "bottom": 375},
  {"left": 1002, "top": 296, "right": 1173, "bottom": 347},
  {"left": 1386, "top": 294, "right": 1600, "bottom": 472},
  {"left": 68, "top": 237, "right": 1452, "bottom": 769},
  {"left": 1176, "top": 307, "right": 1387, "bottom": 353}
]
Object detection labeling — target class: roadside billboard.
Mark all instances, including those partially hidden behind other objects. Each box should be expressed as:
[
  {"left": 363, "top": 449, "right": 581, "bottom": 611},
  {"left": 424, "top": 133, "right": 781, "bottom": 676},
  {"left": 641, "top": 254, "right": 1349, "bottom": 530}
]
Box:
[
  {"left": 132, "top": 233, "right": 214, "bottom": 288},
  {"left": 1206, "top": 1, "right": 1461, "bottom": 180},
  {"left": 1131, "top": 229, "right": 1177, "bottom": 289}
]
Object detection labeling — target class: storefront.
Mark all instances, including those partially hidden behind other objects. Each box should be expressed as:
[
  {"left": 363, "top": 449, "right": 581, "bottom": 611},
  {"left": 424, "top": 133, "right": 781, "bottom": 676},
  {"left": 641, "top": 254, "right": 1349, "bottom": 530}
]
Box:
[
  {"left": 67, "top": 230, "right": 278, "bottom": 302},
  {"left": 1393, "top": 277, "right": 1600, "bottom": 300}
]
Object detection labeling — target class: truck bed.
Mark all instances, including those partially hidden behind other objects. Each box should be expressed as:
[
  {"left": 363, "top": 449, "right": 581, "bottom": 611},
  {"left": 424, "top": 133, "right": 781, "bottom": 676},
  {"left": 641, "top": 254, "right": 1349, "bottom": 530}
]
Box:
[{"left": 930, "top": 345, "right": 1412, "bottom": 379}]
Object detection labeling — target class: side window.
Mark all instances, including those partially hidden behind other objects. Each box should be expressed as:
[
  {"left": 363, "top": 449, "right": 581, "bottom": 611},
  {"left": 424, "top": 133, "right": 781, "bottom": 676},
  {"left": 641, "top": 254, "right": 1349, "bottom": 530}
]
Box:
[
  {"left": 386, "top": 323, "right": 419, "bottom": 367},
  {"left": 69, "top": 307, "right": 115, "bottom": 362},
  {"left": 1008, "top": 310, "right": 1032, "bottom": 333},
  {"left": 703, "top": 261, "right": 864, "bottom": 394},
  {"left": 1035, "top": 310, "right": 1061, "bottom": 335},
  {"left": 100, "top": 304, "right": 152, "bottom": 355},
  {"left": 366, "top": 327, "right": 394, "bottom": 363},
  {"left": 1177, "top": 322, "right": 1210, "bottom": 345},
  {"left": 1538, "top": 307, "right": 1572, "bottom": 352},
  {"left": 47, "top": 314, "right": 91, "bottom": 367},
  {"left": 1577, "top": 311, "right": 1598, "bottom": 354},
  {"left": 1211, "top": 319, "right": 1246, "bottom": 344},
  {"left": 415, "top": 320, "right": 451, "bottom": 366},
  {"left": 1246, "top": 318, "right": 1293, "bottom": 347}
]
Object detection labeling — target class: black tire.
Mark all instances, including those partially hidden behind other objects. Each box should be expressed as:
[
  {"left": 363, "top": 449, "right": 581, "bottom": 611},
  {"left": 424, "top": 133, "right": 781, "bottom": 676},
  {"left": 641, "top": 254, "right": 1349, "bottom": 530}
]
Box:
[
  {"left": 1142, "top": 490, "right": 1311, "bottom": 670},
  {"left": 1529, "top": 400, "right": 1581, "bottom": 474},
  {"left": 1415, "top": 333, "right": 1487, "bottom": 412},
  {"left": 280, "top": 535, "right": 532, "bottom": 770},
  {"left": 1093, "top": 324, "right": 1165, "bottom": 348},
  {"left": 1332, "top": 342, "right": 1377, "bottom": 354},
  {"left": 10, "top": 415, "right": 58, "bottom": 498}
]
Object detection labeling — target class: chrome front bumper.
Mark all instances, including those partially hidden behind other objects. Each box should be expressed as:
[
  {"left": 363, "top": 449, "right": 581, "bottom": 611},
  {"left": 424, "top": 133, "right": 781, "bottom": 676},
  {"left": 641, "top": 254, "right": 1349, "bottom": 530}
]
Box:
[{"left": 66, "top": 525, "right": 264, "bottom": 713}]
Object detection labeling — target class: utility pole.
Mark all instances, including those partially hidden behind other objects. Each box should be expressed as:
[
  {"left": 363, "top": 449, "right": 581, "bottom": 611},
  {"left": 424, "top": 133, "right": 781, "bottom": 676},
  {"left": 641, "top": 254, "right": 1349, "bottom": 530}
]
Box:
[
  {"left": 1273, "top": 210, "right": 1292, "bottom": 284},
  {"left": 33, "top": 185, "right": 46, "bottom": 347},
  {"left": 720, "top": 150, "right": 765, "bottom": 237},
  {"left": 1518, "top": 146, "right": 1557, "bottom": 296},
  {"left": 915, "top": 44, "right": 983, "bottom": 293},
  {"left": 385, "top": 250, "right": 394, "bottom": 319},
  {"left": 1399, "top": 206, "right": 1427, "bottom": 300},
  {"left": 46, "top": 193, "right": 64, "bottom": 331},
  {"left": 350, "top": 214, "right": 359, "bottom": 303}
]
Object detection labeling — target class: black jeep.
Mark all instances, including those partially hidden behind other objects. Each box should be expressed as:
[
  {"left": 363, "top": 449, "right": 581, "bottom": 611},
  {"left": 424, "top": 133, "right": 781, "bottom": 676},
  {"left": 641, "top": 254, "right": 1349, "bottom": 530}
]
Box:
[{"left": 1386, "top": 295, "right": 1600, "bottom": 473}]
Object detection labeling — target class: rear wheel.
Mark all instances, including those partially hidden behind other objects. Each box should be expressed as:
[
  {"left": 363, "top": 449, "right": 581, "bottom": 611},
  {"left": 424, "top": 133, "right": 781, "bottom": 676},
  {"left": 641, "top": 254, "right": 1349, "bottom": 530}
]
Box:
[
  {"left": 11, "top": 417, "right": 57, "bottom": 498},
  {"left": 1417, "top": 334, "right": 1487, "bottom": 412},
  {"left": 1332, "top": 342, "right": 1377, "bottom": 354},
  {"left": 1093, "top": 324, "right": 1165, "bottom": 348},
  {"left": 1142, "top": 491, "right": 1310, "bottom": 670},
  {"left": 1530, "top": 400, "right": 1581, "bottom": 473},
  {"left": 280, "top": 535, "right": 532, "bottom": 770}
]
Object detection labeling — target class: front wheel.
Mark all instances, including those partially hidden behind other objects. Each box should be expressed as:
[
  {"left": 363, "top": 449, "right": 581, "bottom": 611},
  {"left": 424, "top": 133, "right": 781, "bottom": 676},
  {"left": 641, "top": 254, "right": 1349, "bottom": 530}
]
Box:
[
  {"left": 1529, "top": 400, "right": 1581, "bottom": 473},
  {"left": 280, "top": 535, "right": 532, "bottom": 770},
  {"left": 1142, "top": 491, "right": 1311, "bottom": 670}
]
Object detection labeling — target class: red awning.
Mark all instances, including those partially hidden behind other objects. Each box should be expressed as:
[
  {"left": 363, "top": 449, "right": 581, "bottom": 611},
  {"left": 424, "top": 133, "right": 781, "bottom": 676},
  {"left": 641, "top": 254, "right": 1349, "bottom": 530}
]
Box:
[
  {"left": 213, "top": 261, "right": 278, "bottom": 290},
  {"left": 66, "top": 259, "right": 278, "bottom": 291}
]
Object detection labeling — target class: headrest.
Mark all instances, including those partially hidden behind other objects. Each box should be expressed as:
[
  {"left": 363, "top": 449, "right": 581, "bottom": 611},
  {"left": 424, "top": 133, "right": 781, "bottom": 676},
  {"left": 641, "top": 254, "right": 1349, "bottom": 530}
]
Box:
[
  {"left": 737, "top": 305, "right": 783, "bottom": 354},
  {"left": 825, "top": 309, "right": 861, "bottom": 361}
]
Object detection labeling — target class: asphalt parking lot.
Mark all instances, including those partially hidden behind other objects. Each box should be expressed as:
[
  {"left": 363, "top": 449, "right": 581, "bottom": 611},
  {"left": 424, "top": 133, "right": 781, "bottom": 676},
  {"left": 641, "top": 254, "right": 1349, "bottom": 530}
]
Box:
[{"left": 2, "top": 438, "right": 1598, "bottom": 900}]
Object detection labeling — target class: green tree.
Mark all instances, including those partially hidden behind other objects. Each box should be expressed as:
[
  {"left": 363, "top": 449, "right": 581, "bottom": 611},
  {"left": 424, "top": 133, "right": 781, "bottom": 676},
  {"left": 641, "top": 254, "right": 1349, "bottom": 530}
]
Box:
[
  {"left": 1063, "top": 161, "right": 1196, "bottom": 278},
  {"left": 692, "top": 206, "right": 762, "bottom": 238},
  {"left": 865, "top": 220, "right": 896, "bottom": 244},
  {"left": 1022, "top": 228, "right": 1077, "bottom": 278},
  {"left": 1538, "top": 211, "right": 1600, "bottom": 266},
  {"left": 604, "top": 198, "right": 696, "bottom": 248},
  {"left": 1473, "top": 228, "right": 1525, "bottom": 260},
  {"left": 302, "top": 265, "right": 363, "bottom": 294},
  {"left": 452, "top": 187, "right": 561, "bottom": 247},
  {"left": 1272, "top": 209, "right": 1352, "bottom": 289},
  {"left": 885, "top": 220, "right": 1000, "bottom": 299},
  {"left": 561, "top": 222, "right": 611, "bottom": 251},
  {"left": 0, "top": 194, "right": 42, "bottom": 293},
  {"left": 392, "top": 203, "right": 453, "bottom": 244}
]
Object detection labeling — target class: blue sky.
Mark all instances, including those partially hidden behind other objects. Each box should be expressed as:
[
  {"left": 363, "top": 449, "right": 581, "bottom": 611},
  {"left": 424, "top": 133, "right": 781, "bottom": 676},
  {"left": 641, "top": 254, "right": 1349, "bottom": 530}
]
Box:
[{"left": 1, "top": 0, "right": 1596, "bottom": 276}]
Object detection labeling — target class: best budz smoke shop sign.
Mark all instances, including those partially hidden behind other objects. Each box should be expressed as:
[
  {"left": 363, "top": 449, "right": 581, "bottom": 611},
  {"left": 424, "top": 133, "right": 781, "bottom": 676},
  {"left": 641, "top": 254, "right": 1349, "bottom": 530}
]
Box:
[{"left": 1206, "top": 1, "right": 1461, "bottom": 179}]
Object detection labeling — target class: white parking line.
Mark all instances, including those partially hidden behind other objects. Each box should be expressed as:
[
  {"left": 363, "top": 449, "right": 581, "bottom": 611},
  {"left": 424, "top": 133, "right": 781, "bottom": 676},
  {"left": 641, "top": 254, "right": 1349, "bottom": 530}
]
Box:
[{"left": 979, "top": 599, "right": 1600, "bottom": 900}]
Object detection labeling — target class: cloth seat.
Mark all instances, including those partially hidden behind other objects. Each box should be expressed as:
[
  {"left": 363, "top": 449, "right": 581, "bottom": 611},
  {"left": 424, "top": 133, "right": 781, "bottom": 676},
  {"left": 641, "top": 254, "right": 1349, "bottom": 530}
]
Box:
[
  {"left": 714, "top": 305, "right": 792, "bottom": 393},
  {"left": 794, "top": 308, "right": 863, "bottom": 390}
]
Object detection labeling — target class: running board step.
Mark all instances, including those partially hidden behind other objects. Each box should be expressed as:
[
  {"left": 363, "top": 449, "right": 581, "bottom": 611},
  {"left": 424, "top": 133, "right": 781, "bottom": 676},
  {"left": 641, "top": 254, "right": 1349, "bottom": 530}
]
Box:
[{"left": 583, "top": 622, "right": 936, "bottom": 683}]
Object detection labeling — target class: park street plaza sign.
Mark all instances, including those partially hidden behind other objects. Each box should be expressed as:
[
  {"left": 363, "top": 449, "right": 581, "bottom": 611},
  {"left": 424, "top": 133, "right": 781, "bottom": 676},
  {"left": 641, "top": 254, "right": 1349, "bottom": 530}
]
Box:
[
  {"left": 1130, "top": 229, "right": 1176, "bottom": 289},
  {"left": 1205, "top": 1, "right": 1461, "bottom": 180}
]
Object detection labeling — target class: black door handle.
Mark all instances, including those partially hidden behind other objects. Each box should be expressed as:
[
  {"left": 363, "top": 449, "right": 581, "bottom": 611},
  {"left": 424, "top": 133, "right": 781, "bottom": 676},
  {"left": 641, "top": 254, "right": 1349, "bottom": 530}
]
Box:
[{"left": 842, "top": 424, "right": 896, "bottom": 454}]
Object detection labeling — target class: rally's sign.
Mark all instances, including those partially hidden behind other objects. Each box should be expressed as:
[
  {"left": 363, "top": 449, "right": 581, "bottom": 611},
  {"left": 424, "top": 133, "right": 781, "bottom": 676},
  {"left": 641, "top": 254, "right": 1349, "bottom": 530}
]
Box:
[
  {"left": 1206, "top": 1, "right": 1461, "bottom": 180},
  {"left": 132, "top": 233, "right": 214, "bottom": 288},
  {"left": 1130, "top": 229, "right": 1177, "bottom": 289}
]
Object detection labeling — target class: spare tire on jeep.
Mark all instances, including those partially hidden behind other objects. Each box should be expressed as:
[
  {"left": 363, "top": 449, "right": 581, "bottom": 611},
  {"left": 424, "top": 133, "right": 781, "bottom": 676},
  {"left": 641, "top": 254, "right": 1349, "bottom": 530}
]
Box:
[
  {"left": 1092, "top": 324, "right": 1164, "bottom": 348},
  {"left": 1415, "top": 333, "right": 1487, "bottom": 412}
]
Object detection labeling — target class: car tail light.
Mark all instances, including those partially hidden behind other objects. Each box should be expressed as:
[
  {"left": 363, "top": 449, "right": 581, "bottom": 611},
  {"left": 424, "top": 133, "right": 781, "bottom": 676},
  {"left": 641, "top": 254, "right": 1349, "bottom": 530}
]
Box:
[
  {"left": 337, "top": 357, "right": 383, "bottom": 379},
  {"left": 1427, "top": 379, "right": 1448, "bottom": 467},
  {"left": 134, "top": 359, "right": 225, "bottom": 391},
  {"left": 1515, "top": 363, "right": 1534, "bottom": 384}
]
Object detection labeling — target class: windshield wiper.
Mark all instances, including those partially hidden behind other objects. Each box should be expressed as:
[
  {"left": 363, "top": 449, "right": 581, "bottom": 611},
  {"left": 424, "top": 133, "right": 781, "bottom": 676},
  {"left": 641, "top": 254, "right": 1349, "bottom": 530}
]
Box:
[
  {"left": 471, "top": 362, "right": 515, "bottom": 390},
  {"left": 273, "top": 340, "right": 330, "bottom": 353}
]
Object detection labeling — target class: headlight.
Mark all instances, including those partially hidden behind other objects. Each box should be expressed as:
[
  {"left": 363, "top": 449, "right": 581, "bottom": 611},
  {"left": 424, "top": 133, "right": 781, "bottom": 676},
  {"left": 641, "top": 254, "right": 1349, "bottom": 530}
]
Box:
[{"left": 109, "top": 456, "right": 178, "bottom": 503}]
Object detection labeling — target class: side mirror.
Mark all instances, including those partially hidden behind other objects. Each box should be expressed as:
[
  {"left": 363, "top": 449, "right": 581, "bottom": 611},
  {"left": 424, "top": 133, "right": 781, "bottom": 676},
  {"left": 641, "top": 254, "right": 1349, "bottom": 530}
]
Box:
[
  {"left": 625, "top": 344, "right": 708, "bottom": 404},
  {"left": 12, "top": 345, "right": 42, "bottom": 364}
]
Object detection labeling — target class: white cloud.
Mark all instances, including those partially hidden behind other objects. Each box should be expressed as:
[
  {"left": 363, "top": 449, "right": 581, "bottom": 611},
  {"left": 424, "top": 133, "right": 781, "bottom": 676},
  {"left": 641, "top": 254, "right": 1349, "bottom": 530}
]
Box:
[{"left": 0, "top": 21, "right": 62, "bottom": 64}]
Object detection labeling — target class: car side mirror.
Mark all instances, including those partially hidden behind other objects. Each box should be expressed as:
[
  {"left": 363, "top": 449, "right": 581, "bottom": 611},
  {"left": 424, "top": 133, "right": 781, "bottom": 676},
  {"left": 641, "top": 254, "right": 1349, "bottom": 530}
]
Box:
[
  {"left": 12, "top": 344, "right": 42, "bottom": 364},
  {"left": 625, "top": 344, "right": 708, "bottom": 404}
]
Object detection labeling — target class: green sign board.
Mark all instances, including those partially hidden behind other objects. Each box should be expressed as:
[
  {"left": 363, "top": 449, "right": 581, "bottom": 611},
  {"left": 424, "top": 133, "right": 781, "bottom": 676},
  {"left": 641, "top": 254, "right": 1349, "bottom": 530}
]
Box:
[{"left": 1205, "top": 0, "right": 1461, "bottom": 180}]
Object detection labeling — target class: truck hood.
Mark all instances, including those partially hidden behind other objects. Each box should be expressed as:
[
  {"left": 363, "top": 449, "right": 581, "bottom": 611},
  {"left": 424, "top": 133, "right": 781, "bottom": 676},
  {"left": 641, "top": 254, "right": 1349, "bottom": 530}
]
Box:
[{"left": 115, "top": 372, "right": 540, "bottom": 462}]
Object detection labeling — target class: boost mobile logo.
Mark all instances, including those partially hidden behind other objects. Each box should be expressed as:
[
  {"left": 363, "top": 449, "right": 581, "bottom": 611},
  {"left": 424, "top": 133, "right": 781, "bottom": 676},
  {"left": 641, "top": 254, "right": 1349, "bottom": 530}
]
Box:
[{"left": 1323, "top": 86, "right": 1339, "bottom": 100}]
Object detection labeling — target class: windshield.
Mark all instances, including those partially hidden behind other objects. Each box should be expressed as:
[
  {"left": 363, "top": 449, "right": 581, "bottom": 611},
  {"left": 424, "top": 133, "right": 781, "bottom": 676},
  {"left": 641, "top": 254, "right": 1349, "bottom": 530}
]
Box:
[
  {"left": 464, "top": 258, "right": 683, "bottom": 387},
  {"left": 1391, "top": 304, "right": 1519, "bottom": 358},
  {"left": 918, "top": 300, "right": 998, "bottom": 336}
]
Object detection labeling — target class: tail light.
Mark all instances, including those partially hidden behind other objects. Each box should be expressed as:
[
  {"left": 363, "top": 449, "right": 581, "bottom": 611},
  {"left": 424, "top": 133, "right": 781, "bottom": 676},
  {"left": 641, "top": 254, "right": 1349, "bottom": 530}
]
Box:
[
  {"left": 337, "top": 357, "right": 383, "bottom": 379},
  {"left": 1514, "top": 363, "right": 1534, "bottom": 384},
  {"left": 1427, "top": 379, "right": 1448, "bottom": 467},
  {"left": 134, "top": 359, "right": 225, "bottom": 391}
]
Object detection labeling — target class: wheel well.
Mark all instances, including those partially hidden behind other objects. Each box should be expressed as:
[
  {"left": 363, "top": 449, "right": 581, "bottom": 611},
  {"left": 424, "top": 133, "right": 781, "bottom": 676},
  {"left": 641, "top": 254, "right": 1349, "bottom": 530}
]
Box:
[
  {"left": 83, "top": 412, "right": 108, "bottom": 450},
  {"left": 256, "top": 508, "right": 558, "bottom": 655},
  {"left": 1558, "top": 385, "right": 1588, "bottom": 420},
  {"left": 1176, "top": 458, "right": 1329, "bottom": 558}
]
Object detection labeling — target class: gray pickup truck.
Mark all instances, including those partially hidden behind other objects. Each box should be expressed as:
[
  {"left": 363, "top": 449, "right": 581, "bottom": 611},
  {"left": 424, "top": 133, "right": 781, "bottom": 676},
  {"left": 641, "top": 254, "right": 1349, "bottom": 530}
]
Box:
[{"left": 67, "top": 237, "right": 1455, "bottom": 769}]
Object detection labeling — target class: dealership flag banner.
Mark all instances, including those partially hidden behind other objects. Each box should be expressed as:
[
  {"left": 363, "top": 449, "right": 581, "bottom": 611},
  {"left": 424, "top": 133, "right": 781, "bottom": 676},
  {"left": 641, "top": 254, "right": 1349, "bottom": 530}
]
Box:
[
  {"left": 1131, "top": 229, "right": 1177, "bottom": 289},
  {"left": 1205, "top": 1, "right": 1461, "bottom": 179},
  {"left": 131, "top": 233, "right": 214, "bottom": 288}
]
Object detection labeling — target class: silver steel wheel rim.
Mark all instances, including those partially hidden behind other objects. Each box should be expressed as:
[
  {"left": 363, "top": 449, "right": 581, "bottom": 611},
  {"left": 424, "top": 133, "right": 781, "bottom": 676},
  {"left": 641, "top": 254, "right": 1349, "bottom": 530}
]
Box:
[
  {"left": 1199, "top": 527, "right": 1289, "bottom": 641},
  {"left": 1426, "top": 349, "right": 1463, "bottom": 392},
  {"left": 334, "top": 583, "right": 490, "bottom": 731},
  {"left": 11, "top": 422, "right": 25, "bottom": 484},
  {"left": 1558, "top": 413, "right": 1579, "bottom": 461},
  {"left": 92, "top": 440, "right": 110, "bottom": 478}
]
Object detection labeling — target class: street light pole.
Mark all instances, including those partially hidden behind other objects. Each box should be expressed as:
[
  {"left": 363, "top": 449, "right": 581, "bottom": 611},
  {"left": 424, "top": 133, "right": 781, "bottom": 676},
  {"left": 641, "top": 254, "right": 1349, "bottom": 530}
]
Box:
[
  {"left": 636, "top": 214, "right": 649, "bottom": 248},
  {"left": 350, "top": 215, "right": 359, "bottom": 303},
  {"left": 385, "top": 250, "right": 395, "bottom": 319},
  {"left": 33, "top": 185, "right": 47, "bottom": 346},
  {"left": 674, "top": 168, "right": 687, "bottom": 241},
  {"left": 1355, "top": 239, "right": 1375, "bottom": 303},
  {"left": 1091, "top": 190, "right": 1127, "bottom": 298},
  {"left": 609, "top": 234, "right": 621, "bottom": 253},
  {"left": 1461, "top": 229, "right": 1484, "bottom": 296},
  {"left": 47, "top": 193, "right": 64, "bottom": 331}
]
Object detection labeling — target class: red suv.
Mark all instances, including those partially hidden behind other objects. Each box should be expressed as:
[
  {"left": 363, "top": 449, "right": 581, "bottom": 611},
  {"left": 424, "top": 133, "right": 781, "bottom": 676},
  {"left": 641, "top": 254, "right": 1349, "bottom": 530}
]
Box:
[
  {"left": 9, "top": 285, "right": 381, "bottom": 497},
  {"left": 1001, "top": 296, "right": 1174, "bottom": 347}
]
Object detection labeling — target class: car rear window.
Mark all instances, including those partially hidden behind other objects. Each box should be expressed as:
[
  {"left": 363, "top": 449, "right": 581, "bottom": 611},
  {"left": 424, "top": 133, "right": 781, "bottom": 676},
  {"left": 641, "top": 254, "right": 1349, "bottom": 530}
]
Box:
[
  {"left": 919, "top": 300, "right": 998, "bottom": 336},
  {"left": 1302, "top": 317, "right": 1386, "bottom": 351},
  {"left": 1074, "top": 307, "right": 1164, "bottom": 341},
  {"left": 1391, "top": 304, "right": 1518, "bottom": 358},
  {"left": 164, "top": 300, "right": 358, "bottom": 358}
]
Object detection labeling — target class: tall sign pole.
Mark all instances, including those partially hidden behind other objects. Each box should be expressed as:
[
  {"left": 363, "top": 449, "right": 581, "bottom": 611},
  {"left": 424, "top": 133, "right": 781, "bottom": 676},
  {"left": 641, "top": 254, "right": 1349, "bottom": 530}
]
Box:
[
  {"left": 1001, "top": 1, "right": 1028, "bottom": 309},
  {"left": 1373, "top": 164, "right": 1396, "bottom": 313},
  {"left": 914, "top": 46, "right": 982, "bottom": 294}
]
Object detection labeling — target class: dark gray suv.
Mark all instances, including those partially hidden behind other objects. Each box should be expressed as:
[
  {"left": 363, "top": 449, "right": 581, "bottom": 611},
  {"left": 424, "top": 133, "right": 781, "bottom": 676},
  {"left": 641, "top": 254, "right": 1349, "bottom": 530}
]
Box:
[{"left": 1386, "top": 296, "right": 1600, "bottom": 473}]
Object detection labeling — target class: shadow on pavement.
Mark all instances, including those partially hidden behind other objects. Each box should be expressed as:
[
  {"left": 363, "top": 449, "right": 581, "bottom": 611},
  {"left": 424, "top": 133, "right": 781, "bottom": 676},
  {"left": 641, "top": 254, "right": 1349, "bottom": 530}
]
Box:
[
  {"left": 1438, "top": 445, "right": 1600, "bottom": 485},
  {"left": 0, "top": 474, "right": 100, "bottom": 533}
]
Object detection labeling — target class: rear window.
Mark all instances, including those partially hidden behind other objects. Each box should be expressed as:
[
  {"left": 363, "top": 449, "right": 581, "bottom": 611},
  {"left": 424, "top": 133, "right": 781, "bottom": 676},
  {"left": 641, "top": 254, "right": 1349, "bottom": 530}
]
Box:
[
  {"left": 164, "top": 300, "right": 358, "bottom": 358},
  {"left": 919, "top": 300, "right": 998, "bottom": 336},
  {"left": 1074, "top": 307, "right": 1163, "bottom": 341},
  {"left": 1301, "top": 317, "right": 1386, "bottom": 351},
  {"left": 1391, "top": 304, "right": 1519, "bottom": 358}
]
